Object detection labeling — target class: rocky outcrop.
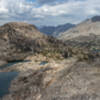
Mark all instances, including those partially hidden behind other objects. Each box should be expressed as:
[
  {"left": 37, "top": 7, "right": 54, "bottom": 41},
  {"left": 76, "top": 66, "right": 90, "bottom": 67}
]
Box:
[
  {"left": 0, "top": 22, "right": 73, "bottom": 66},
  {"left": 1, "top": 57, "right": 100, "bottom": 100},
  {"left": 59, "top": 16, "right": 100, "bottom": 41},
  {"left": 58, "top": 16, "right": 100, "bottom": 60},
  {"left": 0, "top": 22, "right": 45, "bottom": 63}
]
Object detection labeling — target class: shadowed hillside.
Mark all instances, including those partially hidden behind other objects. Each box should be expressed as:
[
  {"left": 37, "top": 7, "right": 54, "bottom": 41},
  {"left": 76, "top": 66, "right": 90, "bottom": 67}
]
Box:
[{"left": 39, "top": 23, "right": 75, "bottom": 37}]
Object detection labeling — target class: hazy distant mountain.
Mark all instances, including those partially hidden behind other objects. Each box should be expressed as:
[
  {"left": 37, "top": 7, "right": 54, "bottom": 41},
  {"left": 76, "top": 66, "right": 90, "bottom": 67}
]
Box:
[
  {"left": 59, "top": 16, "right": 100, "bottom": 41},
  {"left": 39, "top": 23, "right": 75, "bottom": 37},
  {"left": 39, "top": 26, "right": 55, "bottom": 36}
]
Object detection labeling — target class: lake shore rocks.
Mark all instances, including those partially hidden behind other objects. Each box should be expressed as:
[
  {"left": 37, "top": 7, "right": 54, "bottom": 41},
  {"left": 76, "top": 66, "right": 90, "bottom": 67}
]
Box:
[{"left": 1, "top": 56, "right": 100, "bottom": 100}]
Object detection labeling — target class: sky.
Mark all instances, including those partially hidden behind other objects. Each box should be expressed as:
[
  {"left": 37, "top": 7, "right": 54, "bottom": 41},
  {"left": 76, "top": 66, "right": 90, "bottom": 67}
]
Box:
[{"left": 0, "top": 0, "right": 100, "bottom": 26}]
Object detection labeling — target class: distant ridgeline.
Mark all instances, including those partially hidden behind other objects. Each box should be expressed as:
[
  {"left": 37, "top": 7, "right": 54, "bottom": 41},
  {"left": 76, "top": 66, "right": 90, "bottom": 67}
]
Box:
[
  {"left": 39, "top": 23, "right": 75, "bottom": 37},
  {"left": 91, "top": 16, "right": 100, "bottom": 22}
]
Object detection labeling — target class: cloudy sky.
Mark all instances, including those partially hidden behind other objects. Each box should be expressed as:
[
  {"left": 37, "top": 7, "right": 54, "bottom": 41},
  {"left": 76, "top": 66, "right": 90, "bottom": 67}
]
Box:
[{"left": 0, "top": 0, "right": 100, "bottom": 26}]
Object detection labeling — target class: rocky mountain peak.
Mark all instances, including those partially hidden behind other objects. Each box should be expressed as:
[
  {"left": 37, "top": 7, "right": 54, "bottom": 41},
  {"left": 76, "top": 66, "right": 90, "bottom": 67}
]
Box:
[
  {"left": 3, "top": 22, "right": 37, "bottom": 29},
  {"left": 0, "top": 22, "right": 71, "bottom": 65},
  {"left": 59, "top": 16, "right": 100, "bottom": 41},
  {"left": 0, "top": 22, "right": 48, "bottom": 64},
  {"left": 0, "top": 22, "right": 45, "bottom": 40}
]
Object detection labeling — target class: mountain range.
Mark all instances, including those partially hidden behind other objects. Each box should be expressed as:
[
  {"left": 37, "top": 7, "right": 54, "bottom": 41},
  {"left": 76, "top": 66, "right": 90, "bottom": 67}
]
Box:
[
  {"left": 59, "top": 16, "right": 100, "bottom": 41},
  {"left": 39, "top": 23, "right": 75, "bottom": 37},
  {"left": 58, "top": 16, "right": 100, "bottom": 56}
]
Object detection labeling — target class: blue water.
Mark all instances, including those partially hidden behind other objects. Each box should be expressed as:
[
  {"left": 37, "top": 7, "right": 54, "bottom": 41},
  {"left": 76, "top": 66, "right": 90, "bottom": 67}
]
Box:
[
  {"left": 0, "top": 60, "right": 30, "bottom": 98},
  {"left": 0, "top": 72, "right": 18, "bottom": 98},
  {"left": 0, "top": 60, "right": 30, "bottom": 70},
  {"left": 40, "top": 61, "right": 48, "bottom": 65}
]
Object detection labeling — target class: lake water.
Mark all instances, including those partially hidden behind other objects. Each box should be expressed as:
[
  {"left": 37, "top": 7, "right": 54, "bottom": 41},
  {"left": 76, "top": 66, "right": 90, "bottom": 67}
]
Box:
[
  {"left": 40, "top": 61, "right": 48, "bottom": 65},
  {"left": 0, "top": 60, "right": 30, "bottom": 70},
  {"left": 0, "top": 61, "right": 48, "bottom": 98},
  {"left": 0, "top": 60, "right": 30, "bottom": 98},
  {"left": 0, "top": 72, "right": 18, "bottom": 98}
]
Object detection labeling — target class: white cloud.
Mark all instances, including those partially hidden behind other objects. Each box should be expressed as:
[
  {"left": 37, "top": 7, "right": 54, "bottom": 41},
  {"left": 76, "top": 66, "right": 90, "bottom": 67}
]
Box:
[
  {"left": 0, "top": 7, "right": 8, "bottom": 13},
  {"left": 0, "top": 0, "right": 100, "bottom": 26},
  {"left": 0, "top": 0, "right": 8, "bottom": 13}
]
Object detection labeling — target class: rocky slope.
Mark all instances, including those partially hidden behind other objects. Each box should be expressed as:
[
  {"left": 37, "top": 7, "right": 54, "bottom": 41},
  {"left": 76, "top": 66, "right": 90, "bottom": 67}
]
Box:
[
  {"left": 0, "top": 21, "right": 99, "bottom": 65},
  {"left": 0, "top": 22, "right": 47, "bottom": 65},
  {"left": 58, "top": 16, "right": 100, "bottom": 58},
  {"left": 59, "top": 16, "right": 100, "bottom": 41},
  {"left": 1, "top": 21, "right": 100, "bottom": 100},
  {"left": 1, "top": 56, "right": 100, "bottom": 100},
  {"left": 0, "top": 22, "right": 75, "bottom": 66},
  {"left": 39, "top": 23, "right": 75, "bottom": 37}
]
